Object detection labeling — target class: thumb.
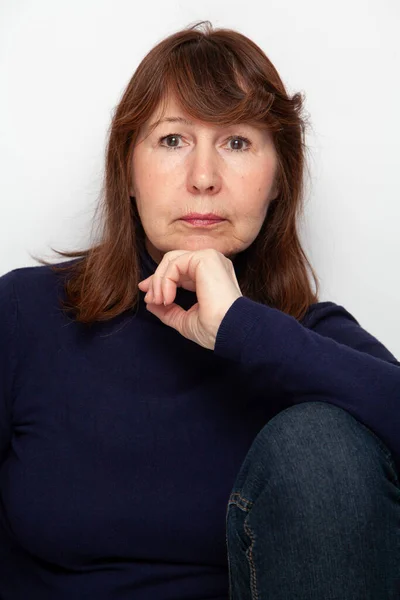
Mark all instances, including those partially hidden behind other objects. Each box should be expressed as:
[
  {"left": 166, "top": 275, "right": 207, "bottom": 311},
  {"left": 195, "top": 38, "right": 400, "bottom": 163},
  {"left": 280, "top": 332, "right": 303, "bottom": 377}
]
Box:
[{"left": 146, "top": 301, "right": 185, "bottom": 332}]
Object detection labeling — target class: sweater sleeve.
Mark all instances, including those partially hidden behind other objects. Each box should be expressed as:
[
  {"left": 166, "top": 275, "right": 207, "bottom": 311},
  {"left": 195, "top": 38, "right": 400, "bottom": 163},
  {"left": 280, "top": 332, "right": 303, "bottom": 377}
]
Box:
[
  {"left": 214, "top": 297, "right": 400, "bottom": 471},
  {"left": 0, "top": 270, "right": 18, "bottom": 466}
]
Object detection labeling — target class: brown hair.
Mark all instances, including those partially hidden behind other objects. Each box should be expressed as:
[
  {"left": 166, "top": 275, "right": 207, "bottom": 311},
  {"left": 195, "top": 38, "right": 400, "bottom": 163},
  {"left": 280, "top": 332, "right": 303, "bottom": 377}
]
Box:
[{"left": 34, "top": 20, "right": 320, "bottom": 323}]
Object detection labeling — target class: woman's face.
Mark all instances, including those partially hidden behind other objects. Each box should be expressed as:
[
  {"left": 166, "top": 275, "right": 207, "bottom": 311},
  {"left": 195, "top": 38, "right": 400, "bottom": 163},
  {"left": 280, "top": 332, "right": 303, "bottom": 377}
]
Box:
[{"left": 130, "top": 93, "right": 279, "bottom": 264}]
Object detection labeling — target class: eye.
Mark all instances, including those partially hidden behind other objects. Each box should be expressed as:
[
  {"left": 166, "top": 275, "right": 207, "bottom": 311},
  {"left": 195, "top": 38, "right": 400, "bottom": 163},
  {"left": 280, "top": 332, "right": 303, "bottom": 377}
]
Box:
[
  {"left": 226, "top": 135, "right": 252, "bottom": 152},
  {"left": 158, "top": 134, "right": 182, "bottom": 150},
  {"left": 158, "top": 134, "right": 252, "bottom": 152}
]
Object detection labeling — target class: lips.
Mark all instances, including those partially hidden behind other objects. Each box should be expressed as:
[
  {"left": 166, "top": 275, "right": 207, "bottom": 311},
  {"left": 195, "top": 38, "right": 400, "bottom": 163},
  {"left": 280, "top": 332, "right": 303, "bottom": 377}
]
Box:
[
  {"left": 180, "top": 218, "right": 224, "bottom": 227},
  {"left": 181, "top": 213, "right": 224, "bottom": 221}
]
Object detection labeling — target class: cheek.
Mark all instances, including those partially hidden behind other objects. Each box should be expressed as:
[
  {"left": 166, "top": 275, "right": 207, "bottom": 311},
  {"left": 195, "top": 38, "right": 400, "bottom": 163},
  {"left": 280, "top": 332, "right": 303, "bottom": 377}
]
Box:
[
  {"left": 251, "top": 169, "right": 277, "bottom": 210},
  {"left": 136, "top": 197, "right": 174, "bottom": 235},
  {"left": 236, "top": 182, "right": 272, "bottom": 216},
  {"left": 135, "top": 159, "right": 178, "bottom": 203}
]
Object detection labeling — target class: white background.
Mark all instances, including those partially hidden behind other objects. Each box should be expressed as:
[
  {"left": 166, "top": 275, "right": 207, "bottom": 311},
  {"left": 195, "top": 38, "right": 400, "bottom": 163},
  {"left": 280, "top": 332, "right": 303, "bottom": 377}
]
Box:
[{"left": 0, "top": 0, "right": 399, "bottom": 357}]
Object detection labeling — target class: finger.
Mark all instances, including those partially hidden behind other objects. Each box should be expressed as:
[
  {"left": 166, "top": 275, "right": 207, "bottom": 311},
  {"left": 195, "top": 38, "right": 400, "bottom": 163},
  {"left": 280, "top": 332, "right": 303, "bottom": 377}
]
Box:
[
  {"left": 138, "top": 275, "right": 151, "bottom": 289},
  {"left": 144, "top": 278, "right": 154, "bottom": 303},
  {"left": 138, "top": 280, "right": 149, "bottom": 291},
  {"left": 152, "top": 268, "right": 164, "bottom": 305},
  {"left": 156, "top": 274, "right": 166, "bottom": 305},
  {"left": 150, "top": 278, "right": 156, "bottom": 303},
  {"left": 162, "top": 266, "right": 176, "bottom": 305},
  {"left": 153, "top": 261, "right": 173, "bottom": 304},
  {"left": 155, "top": 276, "right": 165, "bottom": 305},
  {"left": 147, "top": 300, "right": 187, "bottom": 334},
  {"left": 143, "top": 277, "right": 159, "bottom": 304},
  {"left": 152, "top": 251, "right": 190, "bottom": 304},
  {"left": 163, "top": 256, "right": 191, "bottom": 300},
  {"left": 144, "top": 286, "right": 152, "bottom": 303}
]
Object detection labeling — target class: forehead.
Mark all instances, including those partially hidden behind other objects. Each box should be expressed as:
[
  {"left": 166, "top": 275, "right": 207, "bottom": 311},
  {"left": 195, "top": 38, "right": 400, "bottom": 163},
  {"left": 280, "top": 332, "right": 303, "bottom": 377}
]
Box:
[
  {"left": 145, "top": 92, "right": 266, "bottom": 133},
  {"left": 147, "top": 94, "right": 208, "bottom": 130}
]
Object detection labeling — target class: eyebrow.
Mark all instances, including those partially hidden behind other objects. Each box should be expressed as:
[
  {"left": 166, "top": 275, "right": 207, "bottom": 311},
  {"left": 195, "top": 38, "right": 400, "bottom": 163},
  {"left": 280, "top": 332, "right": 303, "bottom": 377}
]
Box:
[
  {"left": 147, "top": 115, "right": 262, "bottom": 133},
  {"left": 150, "top": 116, "right": 195, "bottom": 128}
]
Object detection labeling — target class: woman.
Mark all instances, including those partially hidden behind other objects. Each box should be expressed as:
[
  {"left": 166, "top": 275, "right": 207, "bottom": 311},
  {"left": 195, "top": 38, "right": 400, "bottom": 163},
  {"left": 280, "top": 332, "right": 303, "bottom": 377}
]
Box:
[{"left": 0, "top": 20, "right": 399, "bottom": 600}]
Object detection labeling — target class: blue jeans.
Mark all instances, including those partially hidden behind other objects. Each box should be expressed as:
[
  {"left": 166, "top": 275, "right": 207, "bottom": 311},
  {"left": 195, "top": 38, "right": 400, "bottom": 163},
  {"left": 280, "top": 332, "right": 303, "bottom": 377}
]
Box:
[{"left": 225, "top": 402, "right": 400, "bottom": 599}]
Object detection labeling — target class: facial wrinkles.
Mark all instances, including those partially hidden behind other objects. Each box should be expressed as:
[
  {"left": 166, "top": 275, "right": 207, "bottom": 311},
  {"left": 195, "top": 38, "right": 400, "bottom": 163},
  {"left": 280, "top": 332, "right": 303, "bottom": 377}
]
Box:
[
  {"left": 132, "top": 111, "right": 278, "bottom": 213},
  {"left": 151, "top": 133, "right": 272, "bottom": 186},
  {"left": 155, "top": 127, "right": 264, "bottom": 150}
]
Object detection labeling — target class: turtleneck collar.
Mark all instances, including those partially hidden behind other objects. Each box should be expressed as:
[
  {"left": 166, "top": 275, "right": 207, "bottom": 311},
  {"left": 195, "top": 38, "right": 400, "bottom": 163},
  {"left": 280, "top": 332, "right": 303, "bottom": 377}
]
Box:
[{"left": 138, "top": 244, "right": 159, "bottom": 280}]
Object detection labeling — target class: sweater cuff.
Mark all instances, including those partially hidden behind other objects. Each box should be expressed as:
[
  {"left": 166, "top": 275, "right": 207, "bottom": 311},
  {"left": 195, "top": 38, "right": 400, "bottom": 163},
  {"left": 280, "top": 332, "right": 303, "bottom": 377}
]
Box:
[{"left": 214, "top": 296, "right": 263, "bottom": 361}]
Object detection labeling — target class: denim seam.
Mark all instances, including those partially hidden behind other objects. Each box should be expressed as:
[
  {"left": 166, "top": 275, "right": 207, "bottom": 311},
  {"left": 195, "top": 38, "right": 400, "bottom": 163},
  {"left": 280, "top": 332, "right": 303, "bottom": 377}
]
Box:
[
  {"left": 228, "top": 492, "right": 254, "bottom": 511},
  {"left": 228, "top": 493, "right": 259, "bottom": 600},
  {"left": 244, "top": 515, "right": 259, "bottom": 600}
]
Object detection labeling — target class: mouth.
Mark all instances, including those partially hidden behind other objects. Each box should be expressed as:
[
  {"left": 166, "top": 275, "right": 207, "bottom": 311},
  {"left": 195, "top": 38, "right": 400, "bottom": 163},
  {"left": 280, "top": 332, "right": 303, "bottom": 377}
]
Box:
[{"left": 179, "top": 218, "right": 226, "bottom": 227}]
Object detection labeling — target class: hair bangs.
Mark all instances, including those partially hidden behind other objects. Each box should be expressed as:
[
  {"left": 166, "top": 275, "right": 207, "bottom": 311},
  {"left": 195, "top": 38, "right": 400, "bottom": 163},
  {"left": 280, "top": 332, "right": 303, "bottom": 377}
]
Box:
[{"left": 150, "top": 40, "right": 279, "bottom": 132}]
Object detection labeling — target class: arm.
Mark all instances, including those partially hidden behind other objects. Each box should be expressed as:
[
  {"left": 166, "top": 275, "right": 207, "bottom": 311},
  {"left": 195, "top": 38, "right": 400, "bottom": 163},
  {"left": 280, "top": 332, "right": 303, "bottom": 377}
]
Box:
[
  {"left": 214, "top": 297, "right": 400, "bottom": 470},
  {"left": 0, "top": 270, "right": 18, "bottom": 466}
]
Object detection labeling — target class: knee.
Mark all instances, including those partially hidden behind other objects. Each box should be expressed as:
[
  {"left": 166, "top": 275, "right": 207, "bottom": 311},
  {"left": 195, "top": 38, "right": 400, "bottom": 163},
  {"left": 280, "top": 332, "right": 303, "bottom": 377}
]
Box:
[{"left": 232, "top": 402, "right": 398, "bottom": 509}]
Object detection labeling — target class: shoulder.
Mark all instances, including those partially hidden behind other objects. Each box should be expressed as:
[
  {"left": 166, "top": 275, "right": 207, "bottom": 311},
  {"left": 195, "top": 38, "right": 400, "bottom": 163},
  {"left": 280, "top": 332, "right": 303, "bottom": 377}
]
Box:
[
  {"left": 299, "top": 301, "right": 360, "bottom": 329},
  {"left": 0, "top": 259, "right": 78, "bottom": 325},
  {"left": 300, "top": 300, "right": 399, "bottom": 366},
  {"left": 1, "top": 260, "right": 71, "bottom": 295}
]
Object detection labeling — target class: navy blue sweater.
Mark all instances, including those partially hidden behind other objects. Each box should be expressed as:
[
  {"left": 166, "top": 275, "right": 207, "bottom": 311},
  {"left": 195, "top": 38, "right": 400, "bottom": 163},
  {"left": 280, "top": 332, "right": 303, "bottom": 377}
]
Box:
[{"left": 0, "top": 246, "right": 399, "bottom": 599}]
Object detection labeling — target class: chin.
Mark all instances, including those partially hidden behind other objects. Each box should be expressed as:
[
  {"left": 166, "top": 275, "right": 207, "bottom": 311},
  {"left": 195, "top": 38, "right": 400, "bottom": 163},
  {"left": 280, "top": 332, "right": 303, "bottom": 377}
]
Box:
[{"left": 178, "top": 239, "right": 225, "bottom": 252}]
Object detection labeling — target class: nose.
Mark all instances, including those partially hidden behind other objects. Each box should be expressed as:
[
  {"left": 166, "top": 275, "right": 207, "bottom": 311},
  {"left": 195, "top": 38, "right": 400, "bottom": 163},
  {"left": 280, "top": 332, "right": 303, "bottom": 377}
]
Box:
[{"left": 187, "top": 144, "right": 222, "bottom": 195}]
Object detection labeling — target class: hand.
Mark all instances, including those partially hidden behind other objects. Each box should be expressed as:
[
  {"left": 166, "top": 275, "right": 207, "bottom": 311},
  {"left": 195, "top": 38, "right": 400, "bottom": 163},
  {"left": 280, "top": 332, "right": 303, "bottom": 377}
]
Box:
[{"left": 138, "top": 248, "right": 243, "bottom": 350}]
